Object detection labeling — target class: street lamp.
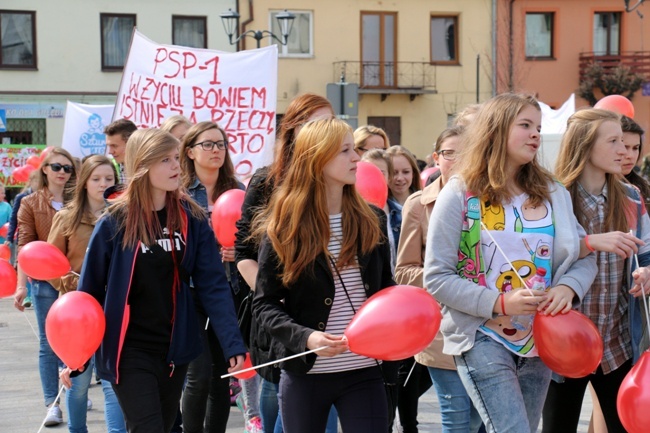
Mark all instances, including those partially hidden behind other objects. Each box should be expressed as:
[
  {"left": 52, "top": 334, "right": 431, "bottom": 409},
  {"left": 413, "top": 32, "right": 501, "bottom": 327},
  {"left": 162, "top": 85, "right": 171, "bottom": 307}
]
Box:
[{"left": 220, "top": 9, "right": 295, "bottom": 49}]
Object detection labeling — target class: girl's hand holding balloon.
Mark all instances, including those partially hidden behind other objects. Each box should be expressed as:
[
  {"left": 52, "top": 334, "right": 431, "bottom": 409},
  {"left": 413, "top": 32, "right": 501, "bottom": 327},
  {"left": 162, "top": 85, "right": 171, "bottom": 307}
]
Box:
[
  {"left": 59, "top": 365, "right": 85, "bottom": 389},
  {"left": 538, "top": 284, "right": 576, "bottom": 316},
  {"left": 630, "top": 266, "right": 650, "bottom": 297},
  {"left": 220, "top": 246, "right": 235, "bottom": 262},
  {"left": 501, "top": 289, "right": 547, "bottom": 316},
  {"left": 13, "top": 286, "right": 27, "bottom": 312},
  {"left": 227, "top": 354, "right": 246, "bottom": 373},
  {"left": 307, "top": 331, "right": 348, "bottom": 357}
]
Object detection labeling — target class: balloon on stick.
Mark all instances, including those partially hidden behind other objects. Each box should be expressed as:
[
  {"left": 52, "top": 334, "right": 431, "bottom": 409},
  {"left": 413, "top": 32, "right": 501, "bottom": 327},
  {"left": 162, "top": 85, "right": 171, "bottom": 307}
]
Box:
[
  {"left": 419, "top": 166, "right": 440, "bottom": 188},
  {"left": 0, "top": 244, "right": 10, "bottom": 261},
  {"left": 0, "top": 259, "right": 17, "bottom": 297},
  {"left": 0, "top": 222, "right": 8, "bottom": 238},
  {"left": 18, "top": 241, "right": 71, "bottom": 280},
  {"left": 345, "top": 285, "right": 441, "bottom": 360},
  {"left": 26, "top": 155, "right": 41, "bottom": 168},
  {"left": 46, "top": 291, "right": 105, "bottom": 370},
  {"left": 39, "top": 146, "right": 54, "bottom": 163},
  {"left": 233, "top": 353, "right": 257, "bottom": 380},
  {"left": 12, "top": 165, "right": 36, "bottom": 183},
  {"left": 355, "top": 161, "right": 388, "bottom": 209},
  {"left": 617, "top": 350, "right": 650, "bottom": 433},
  {"left": 211, "top": 189, "right": 245, "bottom": 248},
  {"left": 594, "top": 95, "right": 635, "bottom": 118},
  {"left": 533, "top": 310, "right": 603, "bottom": 378}
]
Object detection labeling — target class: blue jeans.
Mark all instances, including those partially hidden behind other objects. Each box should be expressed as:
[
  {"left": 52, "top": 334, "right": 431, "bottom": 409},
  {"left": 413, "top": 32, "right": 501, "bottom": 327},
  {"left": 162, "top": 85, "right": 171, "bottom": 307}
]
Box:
[
  {"left": 101, "top": 380, "right": 126, "bottom": 433},
  {"left": 32, "top": 280, "right": 62, "bottom": 406},
  {"left": 454, "top": 333, "right": 551, "bottom": 433},
  {"left": 428, "top": 367, "right": 483, "bottom": 433},
  {"left": 67, "top": 359, "right": 94, "bottom": 433}
]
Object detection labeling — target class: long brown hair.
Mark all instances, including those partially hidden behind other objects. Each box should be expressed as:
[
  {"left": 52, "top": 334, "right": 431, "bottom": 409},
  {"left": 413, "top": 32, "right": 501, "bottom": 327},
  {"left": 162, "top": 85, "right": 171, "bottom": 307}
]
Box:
[
  {"left": 63, "top": 155, "right": 115, "bottom": 236},
  {"left": 385, "top": 145, "right": 422, "bottom": 197},
  {"left": 556, "top": 108, "right": 630, "bottom": 232},
  {"left": 458, "top": 93, "right": 552, "bottom": 206},
  {"left": 108, "top": 129, "right": 203, "bottom": 248},
  {"left": 36, "top": 147, "right": 78, "bottom": 203},
  {"left": 621, "top": 115, "right": 650, "bottom": 201},
  {"left": 268, "top": 93, "right": 334, "bottom": 188},
  {"left": 180, "top": 121, "right": 238, "bottom": 202},
  {"left": 255, "top": 118, "right": 382, "bottom": 286}
]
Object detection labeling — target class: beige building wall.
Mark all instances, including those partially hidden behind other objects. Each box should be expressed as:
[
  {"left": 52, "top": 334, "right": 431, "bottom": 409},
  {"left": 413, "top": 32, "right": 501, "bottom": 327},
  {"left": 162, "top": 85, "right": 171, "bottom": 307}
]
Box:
[{"left": 240, "top": 0, "right": 494, "bottom": 160}]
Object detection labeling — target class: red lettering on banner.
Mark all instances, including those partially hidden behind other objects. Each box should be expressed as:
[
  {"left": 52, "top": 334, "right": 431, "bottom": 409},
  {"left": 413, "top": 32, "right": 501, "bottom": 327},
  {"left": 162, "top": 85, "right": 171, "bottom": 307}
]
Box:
[{"left": 192, "top": 86, "right": 268, "bottom": 110}]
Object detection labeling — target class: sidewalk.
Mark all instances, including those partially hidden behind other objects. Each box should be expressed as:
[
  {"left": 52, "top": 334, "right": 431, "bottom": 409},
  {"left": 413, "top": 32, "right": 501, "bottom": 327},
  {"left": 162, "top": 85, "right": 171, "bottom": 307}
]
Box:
[{"left": 0, "top": 297, "right": 591, "bottom": 432}]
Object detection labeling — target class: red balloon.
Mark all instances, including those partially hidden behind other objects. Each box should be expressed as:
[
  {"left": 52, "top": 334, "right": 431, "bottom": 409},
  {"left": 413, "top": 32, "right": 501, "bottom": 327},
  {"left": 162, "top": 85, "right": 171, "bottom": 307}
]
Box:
[
  {"left": 233, "top": 352, "right": 257, "bottom": 380},
  {"left": 40, "top": 146, "right": 54, "bottom": 163},
  {"left": 46, "top": 291, "right": 105, "bottom": 370},
  {"left": 0, "top": 244, "right": 10, "bottom": 261},
  {"left": 533, "top": 310, "right": 603, "bottom": 378},
  {"left": 345, "top": 285, "right": 441, "bottom": 361},
  {"left": 12, "top": 165, "right": 36, "bottom": 183},
  {"left": 0, "top": 260, "right": 17, "bottom": 298},
  {"left": 594, "top": 95, "right": 635, "bottom": 118},
  {"left": 211, "top": 189, "right": 245, "bottom": 248},
  {"left": 355, "top": 161, "right": 388, "bottom": 209},
  {"left": 420, "top": 166, "right": 440, "bottom": 188},
  {"left": 0, "top": 222, "right": 8, "bottom": 238},
  {"left": 18, "top": 241, "right": 71, "bottom": 280},
  {"left": 26, "top": 155, "right": 41, "bottom": 169},
  {"left": 617, "top": 351, "right": 650, "bottom": 433}
]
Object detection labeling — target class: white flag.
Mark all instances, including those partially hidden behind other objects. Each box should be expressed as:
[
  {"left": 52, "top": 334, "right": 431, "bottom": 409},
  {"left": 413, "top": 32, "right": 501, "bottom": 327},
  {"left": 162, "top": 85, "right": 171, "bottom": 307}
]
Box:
[{"left": 62, "top": 101, "right": 114, "bottom": 159}]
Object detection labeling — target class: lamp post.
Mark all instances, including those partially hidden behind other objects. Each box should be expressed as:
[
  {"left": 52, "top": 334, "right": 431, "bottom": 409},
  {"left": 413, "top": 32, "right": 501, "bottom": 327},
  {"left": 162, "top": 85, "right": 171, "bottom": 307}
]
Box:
[{"left": 220, "top": 9, "right": 295, "bottom": 49}]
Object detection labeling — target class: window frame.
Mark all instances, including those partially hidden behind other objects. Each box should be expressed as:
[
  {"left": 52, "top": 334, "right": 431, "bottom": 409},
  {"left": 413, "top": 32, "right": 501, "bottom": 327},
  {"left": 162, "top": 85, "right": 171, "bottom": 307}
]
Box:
[
  {"left": 100, "top": 12, "right": 136, "bottom": 72},
  {"left": 429, "top": 14, "right": 459, "bottom": 66},
  {"left": 593, "top": 11, "right": 622, "bottom": 56},
  {"left": 0, "top": 9, "right": 37, "bottom": 69},
  {"left": 524, "top": 11, "right": 555, "bottom": 60},
  {"left": 172, "top": 15, "right": 207, "bottom": 49},
  {"left": 360, "top": 10, "right": 398, "bottom": 88},
  {"left": 270, "top": 10, "right": 313, "bottom": 58}
]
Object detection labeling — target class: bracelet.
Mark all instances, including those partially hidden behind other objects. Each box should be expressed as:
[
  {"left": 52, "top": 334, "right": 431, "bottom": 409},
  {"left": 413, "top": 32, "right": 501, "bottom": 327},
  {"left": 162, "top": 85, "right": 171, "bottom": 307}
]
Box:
[
  {"left": 585, "top": 235, "right": 596, "bottom": 252},
  {"left": 500, "top": 293, "right": 507, "bottom": 315}
]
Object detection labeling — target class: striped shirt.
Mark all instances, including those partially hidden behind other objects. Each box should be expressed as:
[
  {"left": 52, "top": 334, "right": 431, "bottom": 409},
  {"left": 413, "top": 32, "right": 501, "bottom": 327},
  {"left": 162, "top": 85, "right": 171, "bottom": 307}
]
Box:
[
  {"left": 309, "top": 213, "right": 377, "bottom": 374},
  {"left": 577, "top": 183, "right": 630, "bottom": 374}
]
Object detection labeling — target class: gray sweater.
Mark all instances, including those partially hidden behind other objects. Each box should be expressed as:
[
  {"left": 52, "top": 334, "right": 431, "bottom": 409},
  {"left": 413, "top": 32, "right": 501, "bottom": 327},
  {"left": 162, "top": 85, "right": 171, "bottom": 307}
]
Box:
[{"left": 423, "top": 177, "right": 598, "bottom": 356}]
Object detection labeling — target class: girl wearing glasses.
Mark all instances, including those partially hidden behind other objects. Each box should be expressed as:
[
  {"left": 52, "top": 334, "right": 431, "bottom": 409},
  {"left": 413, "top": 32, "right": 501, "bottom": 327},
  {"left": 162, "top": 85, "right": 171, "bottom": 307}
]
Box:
[
  {"left": 424, "top": 93, "right": 597, "bottom": 432},
  {"left": 13, "top": 147, "right": 77, "bottom": 427},
  {"left": 77, "top": 129, "right": 246, "bottom": 433},
  {"left": 253, "top": 118, "right": 394, "bottom": 432},
  {"left": 178, "top": 121, "right": 253, "bottom": 433}
]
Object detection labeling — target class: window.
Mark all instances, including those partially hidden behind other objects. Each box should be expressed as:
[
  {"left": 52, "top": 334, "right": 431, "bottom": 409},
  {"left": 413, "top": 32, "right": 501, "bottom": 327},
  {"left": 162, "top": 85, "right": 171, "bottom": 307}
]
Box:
[
  {"left": 172, "top": 15, "right": 206, "bottom": 49},
  {"left": 100, "top": 13, "right": 136, "bottom": 71},
  {"left": 525, "top": 13, "right": 554, "bottom": 58},
  {"left": 0, "top": 10, "right": 36, "bottom": 68},
  {"left": 430, "top": 15, "right": 458, "bottom": 64},
  {"left": 361, "top": 11, "right": 397, "bottom": 87},
  {"left": 271, "top": 10, "right": 312, "bottom": 57},
  {"left": 594, "top": 12, "right": 621, "bottom": 55}
]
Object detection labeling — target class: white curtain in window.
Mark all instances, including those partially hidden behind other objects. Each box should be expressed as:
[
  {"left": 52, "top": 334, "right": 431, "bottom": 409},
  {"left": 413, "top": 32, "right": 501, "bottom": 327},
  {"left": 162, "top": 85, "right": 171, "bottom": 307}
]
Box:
[
  {"left": 103, "top": 16, "right": 134, "bottom": 67},
  {"left": 525, "top": 14, "right": 552, "bottom": 57},
  {"left": 1, "top": 13, "right": 34, "bottom": 65},
  {"left": 173, "top": 18, "right": 205, "bottom": 49},
  {"left": 593, "top": 13, "right": 620, "bottom": 55},
  {"left": 430, "top": 17, "right": 455, "bottom": 62}
]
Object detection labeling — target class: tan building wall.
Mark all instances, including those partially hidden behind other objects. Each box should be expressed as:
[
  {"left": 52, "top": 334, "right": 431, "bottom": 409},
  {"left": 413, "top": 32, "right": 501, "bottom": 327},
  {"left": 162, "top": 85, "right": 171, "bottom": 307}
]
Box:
[{"left": 240, "top": 0, "right": 494, "bottom": 161}]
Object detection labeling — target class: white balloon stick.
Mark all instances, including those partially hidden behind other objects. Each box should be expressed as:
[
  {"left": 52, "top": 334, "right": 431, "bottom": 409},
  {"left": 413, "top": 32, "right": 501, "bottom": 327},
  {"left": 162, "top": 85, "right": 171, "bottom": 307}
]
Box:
[{"left": 220, "top": 346, "right": 329, "bottom": 379}]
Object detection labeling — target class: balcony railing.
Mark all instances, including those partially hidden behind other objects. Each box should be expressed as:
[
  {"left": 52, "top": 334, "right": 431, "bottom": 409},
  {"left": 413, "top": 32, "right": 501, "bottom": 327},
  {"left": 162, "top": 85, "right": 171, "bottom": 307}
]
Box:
[
  {"left": 579, "top": 51, "right": 650, "bottom": 81},
  {"left": 333, "top": 61, "right": 437, "bottom": 100}
]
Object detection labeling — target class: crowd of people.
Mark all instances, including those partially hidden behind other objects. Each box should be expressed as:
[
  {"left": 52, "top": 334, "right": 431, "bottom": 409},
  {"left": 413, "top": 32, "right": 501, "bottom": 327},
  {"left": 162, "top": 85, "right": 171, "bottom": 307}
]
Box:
[{"left": 3, "top": 91, "right": 650, "bottom": 433}]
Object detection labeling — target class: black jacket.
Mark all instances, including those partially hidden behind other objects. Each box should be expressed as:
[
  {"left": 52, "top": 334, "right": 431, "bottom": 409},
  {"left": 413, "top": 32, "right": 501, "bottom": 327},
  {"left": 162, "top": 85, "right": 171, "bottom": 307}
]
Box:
[{"left": 252, "top": 208, "right": 395, "bottom": 374}]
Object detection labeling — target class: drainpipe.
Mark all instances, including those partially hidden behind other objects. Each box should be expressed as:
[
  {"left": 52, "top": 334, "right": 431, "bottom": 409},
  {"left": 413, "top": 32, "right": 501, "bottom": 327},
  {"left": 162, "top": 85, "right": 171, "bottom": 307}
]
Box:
[
  {"left": 509, "top": 0, "right": 515, "bottom": 91},
  {"left": 492, "top": 0, "right": 497, "bottom": 96},
  {"left": 239, "top": 0, "right": 254, "bottom": 51}
]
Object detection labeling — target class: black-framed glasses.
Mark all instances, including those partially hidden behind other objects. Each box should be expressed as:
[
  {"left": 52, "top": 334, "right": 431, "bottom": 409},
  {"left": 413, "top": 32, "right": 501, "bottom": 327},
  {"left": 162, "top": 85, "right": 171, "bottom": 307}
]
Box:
[
  {"left": 439, "top": 150, "right": 457, "bottom": 161},
  {"left": 47, "top": 163, "right": 74, "bottom": 173},
  {"left": 193, "top": 140, "right": 227, "bottom": 151}
]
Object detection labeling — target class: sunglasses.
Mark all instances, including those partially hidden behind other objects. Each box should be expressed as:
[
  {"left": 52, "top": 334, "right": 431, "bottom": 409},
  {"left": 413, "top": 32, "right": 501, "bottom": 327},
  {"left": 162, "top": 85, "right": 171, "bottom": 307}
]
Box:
[{"left": 47, "top": 163, "right": 74, "bottom": 174}]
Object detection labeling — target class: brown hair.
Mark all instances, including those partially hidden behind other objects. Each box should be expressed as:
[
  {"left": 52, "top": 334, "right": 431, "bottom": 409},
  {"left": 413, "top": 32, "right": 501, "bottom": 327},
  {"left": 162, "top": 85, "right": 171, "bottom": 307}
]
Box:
[
  {"left": 353, "top": 125, "right": 390, "bottom": 153},
  {"left": 620, "top": 115, "right": 650, "bottom": 201},
  {"left": 104, "top": 118, "right": 137, "bottom": 142},
  {"left": 37, "top": 147, "right": 78, "bottom": 203}
]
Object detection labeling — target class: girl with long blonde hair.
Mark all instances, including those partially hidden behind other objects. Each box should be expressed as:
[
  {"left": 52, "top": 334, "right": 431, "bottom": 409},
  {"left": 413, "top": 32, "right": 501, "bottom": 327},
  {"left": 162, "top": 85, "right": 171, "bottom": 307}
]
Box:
[
  {"left": 424, "top": 93, "right": 597, "bottom": 432},
  {"left": 542, "top": 108, "right": 650, "bottom": 433},
  {"left": 253, "top": 118, "right": 394, "bottom": 432},
  {"left": 77, "top": 129, "right": 246, "bottom": 433}
]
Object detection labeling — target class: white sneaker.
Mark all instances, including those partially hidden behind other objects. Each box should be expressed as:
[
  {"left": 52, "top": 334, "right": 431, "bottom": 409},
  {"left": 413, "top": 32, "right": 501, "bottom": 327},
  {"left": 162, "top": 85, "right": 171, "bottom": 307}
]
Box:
[
  {"left": 87, "top": 398, "right": 93, "bottom": 410},
  {"left": 44, "top": 404, "right": 63, "bottom": 427}
]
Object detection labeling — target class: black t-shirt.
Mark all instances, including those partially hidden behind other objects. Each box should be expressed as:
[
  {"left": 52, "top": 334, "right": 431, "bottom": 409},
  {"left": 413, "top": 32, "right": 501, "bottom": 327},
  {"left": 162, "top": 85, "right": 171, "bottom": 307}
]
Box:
[{"left": 124, "top": 208, "right": 186, "bottom": 353}]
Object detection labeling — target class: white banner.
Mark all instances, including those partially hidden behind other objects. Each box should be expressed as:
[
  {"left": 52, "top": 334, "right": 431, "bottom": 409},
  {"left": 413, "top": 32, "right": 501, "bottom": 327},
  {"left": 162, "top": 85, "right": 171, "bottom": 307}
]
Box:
[
  {"left": 61, "top": 101, "right": 114, "bottom": 159},
  {"left": 539, "top": 93, "right": 575, "bottom": 135},
  {"left": 114, "top": 30, "right": 278, "bottom": 178}
]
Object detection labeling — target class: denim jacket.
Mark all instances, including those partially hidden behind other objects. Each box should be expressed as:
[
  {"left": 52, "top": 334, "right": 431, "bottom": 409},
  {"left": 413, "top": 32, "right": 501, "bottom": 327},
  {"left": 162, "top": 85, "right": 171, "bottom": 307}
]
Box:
[{"left": 387, "top": 197, "right": 403, "bottom": 249}]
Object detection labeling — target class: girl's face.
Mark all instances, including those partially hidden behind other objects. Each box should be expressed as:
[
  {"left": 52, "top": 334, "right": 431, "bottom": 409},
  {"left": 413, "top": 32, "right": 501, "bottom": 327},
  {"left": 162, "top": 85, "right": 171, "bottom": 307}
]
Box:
[
  {"left": 44, "top": 155, "right": 74, "bottom": 189},
  {"left": 433, "top": 135, "right": 461, "bottom": 181},
  {"left": 323, "top": 133, "right": 360, "bottom": 189},
  {"left": 86, "top": 164, "right": 115, "bottom": 204},
  {"left": 621, "top": 131, "right": 642, "bottom": 176},
  {"left": 390, "top": 155, "right": 413, "bottom": 196},
  {"left": 587, "top": 120, "right": 625, "bottom": 176},
  {"left": 367, "top": 158, "right": 390, "bottom": 184},
  {"left": 506, "top": 105, "right": 542, "bottom": 169},
  {"left": 149, "top": 147, "right": 181, "bottom": 195},
  {"left": 187, "top": 128, "right": 227, "bottom": 172}
]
